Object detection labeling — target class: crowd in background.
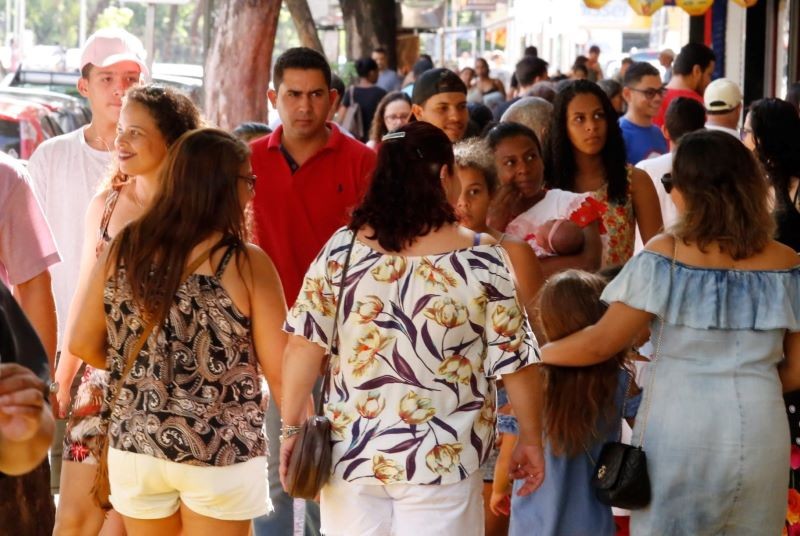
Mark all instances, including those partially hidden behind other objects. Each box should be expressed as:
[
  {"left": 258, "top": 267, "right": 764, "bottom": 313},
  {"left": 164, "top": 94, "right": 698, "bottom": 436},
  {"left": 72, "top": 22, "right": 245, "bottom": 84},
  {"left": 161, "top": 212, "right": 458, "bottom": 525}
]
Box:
[{"left": 2, "top": 25, "right": 800, "bottom": 536}]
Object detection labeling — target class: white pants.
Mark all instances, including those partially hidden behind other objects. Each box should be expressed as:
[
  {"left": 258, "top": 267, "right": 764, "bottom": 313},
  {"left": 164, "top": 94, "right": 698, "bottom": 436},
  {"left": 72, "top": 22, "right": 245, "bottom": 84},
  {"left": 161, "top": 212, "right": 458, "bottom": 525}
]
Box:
[{"left": 320, "top": 471, "right": 484, "bottom": 536}]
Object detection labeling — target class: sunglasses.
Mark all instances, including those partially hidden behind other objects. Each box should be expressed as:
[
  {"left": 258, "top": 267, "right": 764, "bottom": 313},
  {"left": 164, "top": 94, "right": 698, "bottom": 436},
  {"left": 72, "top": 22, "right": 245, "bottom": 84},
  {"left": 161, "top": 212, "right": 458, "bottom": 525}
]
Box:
[
  {"left": 629, "top": 86, "right": 667, "bottom": 100},
  {"left": 660, "top": 173, "right": 673, "bottom": 194},
  {"left": 238, "top": 174, "right": 257, "bottom": 191}
]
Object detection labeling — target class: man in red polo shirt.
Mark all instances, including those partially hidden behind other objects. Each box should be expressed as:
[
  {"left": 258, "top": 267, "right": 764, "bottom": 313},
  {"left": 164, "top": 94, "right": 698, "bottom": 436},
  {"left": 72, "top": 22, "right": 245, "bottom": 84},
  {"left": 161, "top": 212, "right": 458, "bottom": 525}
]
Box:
[
  {"left": 249, "top": 47, "right": 375, "bottom": 536},
  {"left": 251, "top": 47, "right": 376, "bottom": 306},
  {"left": 653, "top": 42, "right": 715, "bottom": 127}
]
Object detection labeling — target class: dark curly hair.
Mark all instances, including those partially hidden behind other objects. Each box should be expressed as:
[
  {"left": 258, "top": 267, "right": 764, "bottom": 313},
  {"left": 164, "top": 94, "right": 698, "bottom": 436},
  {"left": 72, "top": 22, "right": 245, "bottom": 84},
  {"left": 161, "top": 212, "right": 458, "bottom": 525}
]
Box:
[
  {"left": 349, "top": 121, "right": 457, "bottom": 251},
  {"left": 102, "top": 84, "right": 202, "bottom": 191},
  {"left": 545, "top": 79, "right": 628, "bottom": 204},
  {"left": 748, "top": 98, "right": 800, "bottom": 211}
]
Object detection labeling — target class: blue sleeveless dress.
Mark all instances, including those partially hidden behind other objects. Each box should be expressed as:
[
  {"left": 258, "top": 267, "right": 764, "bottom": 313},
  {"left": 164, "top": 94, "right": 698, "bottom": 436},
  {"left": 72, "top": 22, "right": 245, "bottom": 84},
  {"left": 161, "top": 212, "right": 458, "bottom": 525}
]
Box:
[{"left": 602, "top": 250, "right": 800, "bottom": 535}]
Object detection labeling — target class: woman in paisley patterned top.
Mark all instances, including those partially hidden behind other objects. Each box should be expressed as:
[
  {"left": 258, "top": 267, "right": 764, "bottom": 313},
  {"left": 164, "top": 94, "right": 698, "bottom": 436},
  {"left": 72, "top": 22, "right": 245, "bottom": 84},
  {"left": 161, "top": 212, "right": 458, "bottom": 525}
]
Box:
[
  {"left": 69, "top": 129, "right": 287, "bottom": 535},
  {"left": 54, "top": 85, "right": 201, "bottom": 536},
  {"left": 280, "top": 121, "right": 544, "bottom": 535},
  {"left": 544, "top": 80, "right": 663, "bottom": 267}
]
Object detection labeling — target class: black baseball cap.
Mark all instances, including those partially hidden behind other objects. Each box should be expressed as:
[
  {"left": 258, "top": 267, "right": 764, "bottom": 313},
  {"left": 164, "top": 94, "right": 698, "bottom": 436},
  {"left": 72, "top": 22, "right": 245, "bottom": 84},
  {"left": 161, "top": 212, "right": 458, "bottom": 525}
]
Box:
[{"left": 412, "top": 68, "right": 467, "bottom": 105}]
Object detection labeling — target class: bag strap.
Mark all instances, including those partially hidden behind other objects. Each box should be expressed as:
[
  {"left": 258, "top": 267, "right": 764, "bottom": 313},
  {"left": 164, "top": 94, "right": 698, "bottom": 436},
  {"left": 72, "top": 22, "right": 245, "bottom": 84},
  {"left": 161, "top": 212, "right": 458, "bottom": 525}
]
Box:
[
  {"left": 633, "top": 236, "right": 678, "bottom": 448},
  {"left": 315, "top": 232, "right": 357, "bottom": 416},
  {"left": 106, "top": 244, "right": 217, "bottom": 413}
]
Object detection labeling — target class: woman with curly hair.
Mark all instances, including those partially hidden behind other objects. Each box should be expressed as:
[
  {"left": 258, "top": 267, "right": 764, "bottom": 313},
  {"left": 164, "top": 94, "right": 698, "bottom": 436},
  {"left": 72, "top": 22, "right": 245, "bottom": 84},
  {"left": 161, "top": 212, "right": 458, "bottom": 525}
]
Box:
[
  {"left": 54, "top": 85, "right": 202, "bottom": 535},
  {"left": 545, "top": 80, "right": 662, "bottom": 267},
  {"left": 366, "top": 91, "right": 412, "bottom": 150}
]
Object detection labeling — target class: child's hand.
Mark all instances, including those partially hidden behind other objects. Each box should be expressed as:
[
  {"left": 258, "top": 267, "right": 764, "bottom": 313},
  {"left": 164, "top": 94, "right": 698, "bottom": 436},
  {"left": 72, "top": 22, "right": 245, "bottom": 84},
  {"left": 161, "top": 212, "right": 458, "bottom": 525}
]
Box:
[{"left": 489, "top": 490, "right": 511, "bottom": 516}]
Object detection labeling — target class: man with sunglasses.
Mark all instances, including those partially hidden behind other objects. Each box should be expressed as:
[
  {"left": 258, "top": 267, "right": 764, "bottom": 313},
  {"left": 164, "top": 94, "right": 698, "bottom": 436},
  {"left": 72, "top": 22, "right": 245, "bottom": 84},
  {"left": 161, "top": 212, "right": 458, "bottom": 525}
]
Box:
[{"left": 619, "top": 62, "right": 668, "bottom": 165}]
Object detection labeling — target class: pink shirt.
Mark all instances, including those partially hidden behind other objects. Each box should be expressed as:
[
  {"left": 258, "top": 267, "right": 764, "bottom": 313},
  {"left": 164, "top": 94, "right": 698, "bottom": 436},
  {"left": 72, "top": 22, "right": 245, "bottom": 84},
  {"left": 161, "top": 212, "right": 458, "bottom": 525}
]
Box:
[{"left": 0, "top": 151, "right": 60, "bottom": 287}]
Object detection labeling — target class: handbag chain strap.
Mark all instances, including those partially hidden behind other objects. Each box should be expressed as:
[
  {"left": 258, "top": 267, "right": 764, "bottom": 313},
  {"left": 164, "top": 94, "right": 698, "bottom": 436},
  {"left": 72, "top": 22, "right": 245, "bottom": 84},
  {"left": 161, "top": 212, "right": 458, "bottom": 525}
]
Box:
[
  {"left": 315, "top": 232, "right": 357, "bottom": 416},
  {"left": 633, "top": 236, "right": 678, "bottom": 449}
]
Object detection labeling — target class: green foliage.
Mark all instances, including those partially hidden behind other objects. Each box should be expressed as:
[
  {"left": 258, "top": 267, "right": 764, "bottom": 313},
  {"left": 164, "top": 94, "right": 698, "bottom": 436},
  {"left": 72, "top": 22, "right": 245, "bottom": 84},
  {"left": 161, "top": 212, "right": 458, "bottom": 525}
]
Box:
[{"left": 96, "top": 6, "right": 134, "bottom": 30}]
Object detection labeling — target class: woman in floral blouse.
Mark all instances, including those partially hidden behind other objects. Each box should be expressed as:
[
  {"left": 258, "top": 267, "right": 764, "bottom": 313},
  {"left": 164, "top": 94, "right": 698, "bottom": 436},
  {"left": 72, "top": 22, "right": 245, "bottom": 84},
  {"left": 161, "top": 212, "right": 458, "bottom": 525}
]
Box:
[
  {"left": 280, "top": 121, "right": 544, "bottom": 535},
  {"left": 544, "top": 80, "right": 662, "bottom": 267}
]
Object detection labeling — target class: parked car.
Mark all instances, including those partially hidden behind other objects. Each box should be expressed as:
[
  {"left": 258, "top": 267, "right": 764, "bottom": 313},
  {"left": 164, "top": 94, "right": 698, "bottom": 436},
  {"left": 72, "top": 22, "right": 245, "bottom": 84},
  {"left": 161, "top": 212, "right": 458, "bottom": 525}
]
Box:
[
  {"left": 0, "top": 87, "right": 90, "bottom": 133},
  {"left": 0, "top": 95, "right": 63, "bottom": 159}
]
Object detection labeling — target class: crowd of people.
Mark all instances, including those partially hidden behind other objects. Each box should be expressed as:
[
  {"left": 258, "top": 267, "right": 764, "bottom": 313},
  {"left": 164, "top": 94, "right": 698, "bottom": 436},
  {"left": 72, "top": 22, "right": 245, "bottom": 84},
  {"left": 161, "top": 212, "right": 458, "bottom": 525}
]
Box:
[{"left": 1, "top": 25, "right": 800, "bottom": 536}]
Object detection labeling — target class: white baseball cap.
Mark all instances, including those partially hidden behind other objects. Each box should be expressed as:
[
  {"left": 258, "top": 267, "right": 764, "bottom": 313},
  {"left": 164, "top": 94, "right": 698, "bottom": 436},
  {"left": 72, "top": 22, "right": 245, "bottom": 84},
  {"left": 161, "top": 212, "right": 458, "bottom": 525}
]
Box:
[
  {"left": 80, "top": 28, "right": 148, "bottom": 77},
  {"left": 704, "top": 78, "right": 742, "bottom": 113}
]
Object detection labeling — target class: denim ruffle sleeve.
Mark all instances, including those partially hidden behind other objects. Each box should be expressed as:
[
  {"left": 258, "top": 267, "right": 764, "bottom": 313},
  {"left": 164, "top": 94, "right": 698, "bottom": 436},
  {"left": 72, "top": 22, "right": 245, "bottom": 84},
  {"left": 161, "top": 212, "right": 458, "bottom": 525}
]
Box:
[{"left": 601, "top": 251, "right": 800, "bottom": 332}]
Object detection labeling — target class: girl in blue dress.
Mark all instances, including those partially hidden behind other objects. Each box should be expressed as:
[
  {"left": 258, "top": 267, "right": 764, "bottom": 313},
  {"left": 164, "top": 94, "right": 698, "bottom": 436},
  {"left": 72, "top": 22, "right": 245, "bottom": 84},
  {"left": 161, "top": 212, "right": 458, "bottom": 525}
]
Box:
[
  {"left": 541, "top": 130, "right": 800, "bottom": 535},
  {"left": 492, "top": 269, "right": 641, "bottom": 536}
]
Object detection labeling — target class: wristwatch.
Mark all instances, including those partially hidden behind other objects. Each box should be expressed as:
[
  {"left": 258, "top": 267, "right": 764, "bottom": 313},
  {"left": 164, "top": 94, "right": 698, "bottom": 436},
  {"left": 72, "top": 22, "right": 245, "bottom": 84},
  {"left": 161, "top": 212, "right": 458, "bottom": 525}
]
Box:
[{"left": 45, "top": 380, "right": 59, "bottom": 399}]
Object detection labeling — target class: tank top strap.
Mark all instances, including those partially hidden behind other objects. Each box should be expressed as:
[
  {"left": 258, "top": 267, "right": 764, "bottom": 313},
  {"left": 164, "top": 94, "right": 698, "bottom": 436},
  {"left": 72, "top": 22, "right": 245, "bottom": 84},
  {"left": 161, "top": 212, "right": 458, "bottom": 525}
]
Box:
[
  {"left": 214, "top": 244, "right": 237, "bottom": 278},
  {"left": 472, "top": 232, "right": 482, "bottom": 247},
  {"left": 96, "top": 184, "right": 123, "bottom": 253}
]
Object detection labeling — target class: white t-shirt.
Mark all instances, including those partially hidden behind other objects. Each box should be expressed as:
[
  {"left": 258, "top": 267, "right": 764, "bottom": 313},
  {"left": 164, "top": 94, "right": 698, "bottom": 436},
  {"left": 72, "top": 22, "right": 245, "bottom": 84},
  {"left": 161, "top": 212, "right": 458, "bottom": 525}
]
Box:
[
  {"left": 27, "top": 126, "right": 112, "bottom": 345},
  {"left": 634, "top": 152, "right": 676, "bottom": 253},
  {"left": 704, "top": 123, "right": 741, "bottom": 140}
]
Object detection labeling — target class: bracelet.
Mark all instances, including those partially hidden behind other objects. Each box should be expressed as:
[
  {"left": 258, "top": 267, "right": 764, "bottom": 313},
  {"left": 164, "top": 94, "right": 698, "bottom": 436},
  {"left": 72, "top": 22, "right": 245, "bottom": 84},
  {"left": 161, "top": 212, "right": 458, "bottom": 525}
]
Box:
[{"left": 279, "top": 424, "right": 303, "bottom": 442}]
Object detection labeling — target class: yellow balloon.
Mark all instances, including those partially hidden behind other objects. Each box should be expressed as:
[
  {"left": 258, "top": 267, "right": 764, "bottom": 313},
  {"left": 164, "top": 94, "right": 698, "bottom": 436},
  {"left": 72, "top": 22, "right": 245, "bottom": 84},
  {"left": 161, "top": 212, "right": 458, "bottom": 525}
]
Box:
[
  {"left": 730, "top": 0, "right": 758, "bottom": 6},
  {"left": 676, "top": 0, "right": 714, "bottom": 16},
  {"left": 584, "top": 0, "right": 611, "bottom": 7},
  {"left": 628, "top": 0, "right": 664, "bottom": 16}
]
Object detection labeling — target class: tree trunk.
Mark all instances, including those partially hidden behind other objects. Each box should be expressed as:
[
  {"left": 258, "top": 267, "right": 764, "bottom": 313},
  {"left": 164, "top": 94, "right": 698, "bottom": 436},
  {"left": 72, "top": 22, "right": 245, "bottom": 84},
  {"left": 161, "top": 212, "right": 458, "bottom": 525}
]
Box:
[
  {"left": 163, "top": 4, "right": 180, "bottom": 61},
  {"left": 204, "top": 0, "right": 281, "bottom": 130},
  {"left": 284, "top": 0, "right": 324, "bottom": 53},
  {"left": 87, "top": 0, "right": 113, "bottom": 36},
  {"left": 340, "top": 0, "right": 397, "bottom": 67}
]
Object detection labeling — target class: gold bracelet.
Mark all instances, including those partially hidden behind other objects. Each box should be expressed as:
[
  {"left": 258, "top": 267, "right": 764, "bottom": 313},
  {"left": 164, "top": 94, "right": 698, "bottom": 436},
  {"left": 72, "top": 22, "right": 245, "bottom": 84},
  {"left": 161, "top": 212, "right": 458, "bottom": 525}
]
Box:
[{"left": 279, "top": 424, "right": 303, "bottom": 442}]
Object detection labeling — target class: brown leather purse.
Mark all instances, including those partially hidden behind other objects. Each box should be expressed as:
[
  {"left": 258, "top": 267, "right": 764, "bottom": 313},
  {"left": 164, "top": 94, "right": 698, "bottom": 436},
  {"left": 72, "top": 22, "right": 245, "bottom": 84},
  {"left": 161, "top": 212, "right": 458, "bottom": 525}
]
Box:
[{"left": 284, "top": 233, "right": 355, "bottom": 500}]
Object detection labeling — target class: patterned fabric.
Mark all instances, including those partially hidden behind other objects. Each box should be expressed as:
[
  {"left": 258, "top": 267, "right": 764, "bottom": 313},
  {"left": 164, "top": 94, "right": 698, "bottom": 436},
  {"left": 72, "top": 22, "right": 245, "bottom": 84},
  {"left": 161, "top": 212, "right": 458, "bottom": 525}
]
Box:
[
  {"left": 103, "top": 246, "right": 267, "bottom": 466},
  {"left": 63, "top": 184, "right": 123, "bottom": 464},
  {"left": 591, "top": 168, "right": 634, "bottom": 268},
  {"left": 285, "top": 227, "right": 538, "bottom": 486}
]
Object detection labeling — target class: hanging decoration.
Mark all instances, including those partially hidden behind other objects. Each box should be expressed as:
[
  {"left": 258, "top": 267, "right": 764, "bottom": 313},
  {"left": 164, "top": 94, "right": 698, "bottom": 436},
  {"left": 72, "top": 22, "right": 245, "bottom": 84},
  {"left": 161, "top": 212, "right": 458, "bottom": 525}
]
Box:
[
  {"left": 627, "top": 0, "right": 664, "bottom": 16},
  {"left": 676, "top": 0, "right": 714, "bottom": 16},
  {"left": 583, "top": 0, "right": 611, "bottom": 8}
]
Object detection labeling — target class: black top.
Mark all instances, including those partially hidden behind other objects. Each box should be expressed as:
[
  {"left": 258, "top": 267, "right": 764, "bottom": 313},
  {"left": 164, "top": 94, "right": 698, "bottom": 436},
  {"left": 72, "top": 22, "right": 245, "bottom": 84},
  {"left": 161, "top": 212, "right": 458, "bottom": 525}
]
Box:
[
  {"left": 775, "top": 187, "right": 800, "bottom": 252},
  {"left": 343, "top": 85, "right": 387, "bottom": 141},
  {"left": 0, "top": 283, "right": 48, "bottom": 382}
]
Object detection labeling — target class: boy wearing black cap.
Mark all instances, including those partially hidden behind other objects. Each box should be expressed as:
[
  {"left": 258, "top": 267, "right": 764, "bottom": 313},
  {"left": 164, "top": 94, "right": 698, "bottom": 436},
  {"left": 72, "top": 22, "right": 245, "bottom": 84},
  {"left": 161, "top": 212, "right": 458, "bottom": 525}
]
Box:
[{"left": 411, "top": 68, "right": 469, "bottom": 142}]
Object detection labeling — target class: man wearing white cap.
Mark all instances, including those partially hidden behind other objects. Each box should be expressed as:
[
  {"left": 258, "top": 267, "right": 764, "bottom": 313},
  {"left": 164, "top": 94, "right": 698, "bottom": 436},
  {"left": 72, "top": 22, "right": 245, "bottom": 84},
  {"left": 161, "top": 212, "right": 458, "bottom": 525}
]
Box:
[
  {"left": 27, "top": 27, "right": 146, "bottom": 536},
  {"left": 704, "top": 78, "right": 743, "bottom": 140}
]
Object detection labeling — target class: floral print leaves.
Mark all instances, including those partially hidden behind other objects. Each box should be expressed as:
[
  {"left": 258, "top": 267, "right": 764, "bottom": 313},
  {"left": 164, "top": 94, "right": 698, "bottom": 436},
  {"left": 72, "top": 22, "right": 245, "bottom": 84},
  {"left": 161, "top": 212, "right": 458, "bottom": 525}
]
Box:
[
  {"left": 421, "top": 323, "right": 439, "bottom": 360},
  {"left": 449, "top": 253, "right": 468, "bottom": 281},
  {"left": 342, "top": 457, "right": 369, "bottom": 480},
  {"left": 379, "top": 435, "right": 426, "bottom": 454},
  {"left": 470, "top": 429, "right": 484, "bottom": 460},
  {"left": 431, "top": 416, "right": 459, "bottom": 439},
  {"left": 338, "top": 424, "right": 378, "bottom": 465}
]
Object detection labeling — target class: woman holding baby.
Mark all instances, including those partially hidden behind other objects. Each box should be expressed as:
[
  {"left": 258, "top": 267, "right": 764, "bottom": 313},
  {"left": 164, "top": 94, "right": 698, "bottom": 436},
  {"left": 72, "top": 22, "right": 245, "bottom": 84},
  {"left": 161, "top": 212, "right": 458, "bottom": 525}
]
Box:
[
  {"left": 544, "top": 80, "right": 662, "bottom": 267},
  {"left": 480, "top": 122, "right": 604, "bottom": 277}
]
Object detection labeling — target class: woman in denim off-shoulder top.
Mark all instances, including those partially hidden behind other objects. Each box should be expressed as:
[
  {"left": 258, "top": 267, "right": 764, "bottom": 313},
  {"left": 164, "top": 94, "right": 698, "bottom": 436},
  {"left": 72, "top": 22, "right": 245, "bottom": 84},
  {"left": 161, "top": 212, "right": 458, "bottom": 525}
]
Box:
[
  {"left": 280, "top": 121, "right": 545, "bottom": 535},
  {"left": 542, "top": 130, "right": 800, "bottom": 535}
]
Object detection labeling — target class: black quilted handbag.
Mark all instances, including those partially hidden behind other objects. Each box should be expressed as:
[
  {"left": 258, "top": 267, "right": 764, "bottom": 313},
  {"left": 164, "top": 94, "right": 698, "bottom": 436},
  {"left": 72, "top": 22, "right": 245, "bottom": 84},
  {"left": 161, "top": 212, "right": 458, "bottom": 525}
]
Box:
[
  {"left": 589, "top": 236, "right": 678, "bottom": 510},
  {"left": 591, "top": 442, "right": 651, "bottom": 509}
]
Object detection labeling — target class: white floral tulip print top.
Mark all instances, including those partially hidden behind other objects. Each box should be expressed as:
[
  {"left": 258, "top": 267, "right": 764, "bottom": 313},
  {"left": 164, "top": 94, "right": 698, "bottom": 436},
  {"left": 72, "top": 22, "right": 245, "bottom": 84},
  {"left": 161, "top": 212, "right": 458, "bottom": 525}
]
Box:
[{"left": 285, "top": 227, "right": 539, "bottom": 486}]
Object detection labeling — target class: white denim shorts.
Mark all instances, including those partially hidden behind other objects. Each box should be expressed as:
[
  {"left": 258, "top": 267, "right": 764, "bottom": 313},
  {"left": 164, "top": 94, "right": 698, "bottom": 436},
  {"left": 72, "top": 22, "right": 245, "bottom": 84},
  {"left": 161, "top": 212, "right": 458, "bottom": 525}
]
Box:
[
  {"left": 320, "top": 470, "right": 484, "bottom": 536},
  {"left": 108, "top": 447, "right": 270, "bottom": 521}
]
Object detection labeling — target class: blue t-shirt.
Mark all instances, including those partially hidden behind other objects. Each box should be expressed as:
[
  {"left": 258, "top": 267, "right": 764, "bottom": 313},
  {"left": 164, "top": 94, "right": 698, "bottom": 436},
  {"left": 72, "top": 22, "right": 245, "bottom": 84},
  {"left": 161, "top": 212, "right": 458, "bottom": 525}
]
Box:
[{"left": 619, "top": 116, "right": 668, "bottom": 165}]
